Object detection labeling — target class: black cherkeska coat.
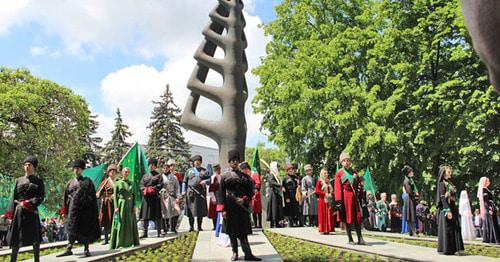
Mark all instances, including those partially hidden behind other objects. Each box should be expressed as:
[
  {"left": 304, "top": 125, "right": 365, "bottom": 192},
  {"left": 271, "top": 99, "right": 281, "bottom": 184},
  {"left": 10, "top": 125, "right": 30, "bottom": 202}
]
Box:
[
  {"left": 64, "top": 176, "right": 101, "bottom": 244},
  {"left": 266, "top": 172, "right": 284, "bottom": 222},
  {"left": 219, "top": 168, "right": 254, "bottom": 238},
  {"left": 139, "top": 170, "right": 163, "bottom": 220},
  {"left": 436, "top": 168, "right": 464, "bottom": 255},
  {"left": 282, "top": 174, "right": 300, "bottom": 217},
  {"left": 7, "top": 175, "right": 44, "bottom": 247}
]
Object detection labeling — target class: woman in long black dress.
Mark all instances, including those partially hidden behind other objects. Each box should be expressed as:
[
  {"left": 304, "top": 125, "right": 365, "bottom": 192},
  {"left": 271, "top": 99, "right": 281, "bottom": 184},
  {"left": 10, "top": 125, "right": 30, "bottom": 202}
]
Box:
[
  {"left": 402, "top": 165, "right": 419, "bottom": 236},
  {"left": 6, "top": 156, "right": 45, "bottom": 262},
  {"left": 477, "top": 176, "right": 500, "bottom": 244},
  {"left": 436, "top": 165, "right": 464, "bottom": 255}
]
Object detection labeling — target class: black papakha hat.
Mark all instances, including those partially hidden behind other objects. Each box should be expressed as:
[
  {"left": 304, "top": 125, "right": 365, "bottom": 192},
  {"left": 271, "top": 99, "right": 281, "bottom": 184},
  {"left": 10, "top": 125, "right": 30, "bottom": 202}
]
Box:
[
  {"left": 401, "top": 165, "right": 413, "bottom": 176},
  {"left": 72, "top": 159, "right": 86, "bottom": 169},
  {"left": 227, "top": 150, "right": 241, "bottom": 162},
  {"left": 23, "top": 156, "right": 38, "bottom": 168},
  {"left": 239, "top": 162, "right": 251, "bottom": 170},
  {"left": 148, "top": 157, "right": 158, "bottom": 166},
  {"left": 191, "top": 155, "right": 202, "bottom": 162}
]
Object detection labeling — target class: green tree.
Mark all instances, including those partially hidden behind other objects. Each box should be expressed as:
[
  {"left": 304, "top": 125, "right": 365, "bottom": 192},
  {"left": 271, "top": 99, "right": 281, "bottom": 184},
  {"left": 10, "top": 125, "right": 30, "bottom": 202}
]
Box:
[
  {"left": 245, "top": 142, "right": 288, "bottom": 169},
  {"left": 102, "top": 108, "right": 132, "bottom": 165},
  {"left": 147, "top": 84, "right": 190, "bottom": 164},
  {"left": 82, "top": 113, "right": 103, "bottom": 166},
  {"left": 0, "top": 67, "right": 90, "bottom": 211},
  {"left": 253, "top": 0, "right": 500, "bottom": 202}
]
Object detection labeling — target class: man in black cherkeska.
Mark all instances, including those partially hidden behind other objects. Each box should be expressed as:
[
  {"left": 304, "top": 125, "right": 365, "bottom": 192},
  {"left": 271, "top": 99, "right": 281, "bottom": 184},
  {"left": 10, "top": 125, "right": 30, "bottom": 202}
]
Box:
[
  {"left": 218, "top": 150, "right": 261, "bottom": 261},
  {"left": 139, "top": 158, "right": 163, "bottom": 238},
  {"left": 6, "top": 156, "right": 45, "bottom": 262},
  {"left": 57, "top": 159, "right": 100, "bottom": 257}
]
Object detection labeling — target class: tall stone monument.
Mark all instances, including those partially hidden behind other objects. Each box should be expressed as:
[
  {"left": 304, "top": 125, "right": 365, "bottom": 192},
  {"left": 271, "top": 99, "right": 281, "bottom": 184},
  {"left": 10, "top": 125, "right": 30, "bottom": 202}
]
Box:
[{"left": 181, "top": 0, "right": 248, "bottom": 165}]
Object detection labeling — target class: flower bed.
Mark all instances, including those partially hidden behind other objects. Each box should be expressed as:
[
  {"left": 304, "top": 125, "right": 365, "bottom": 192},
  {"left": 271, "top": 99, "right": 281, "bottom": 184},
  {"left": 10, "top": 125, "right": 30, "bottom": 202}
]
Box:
[
  {"left": 108, "top": 231, "right": 198, "bottom": 262},
  {"left": 368, "top": 235, "right": 500, "bottom": 258},
  {"left": 264, "top": 230, "right": 394, "bottom": 262}
]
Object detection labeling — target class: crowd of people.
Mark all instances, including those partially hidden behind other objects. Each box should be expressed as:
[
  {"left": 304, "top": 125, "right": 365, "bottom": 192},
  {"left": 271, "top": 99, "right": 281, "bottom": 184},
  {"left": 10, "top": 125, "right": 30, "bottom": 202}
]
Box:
[
  {"left": 1, "top": 151, "right": 499, "bottom": 261},
  {"left": 262, "top": 153, "right": 500, "bottom": 256}
]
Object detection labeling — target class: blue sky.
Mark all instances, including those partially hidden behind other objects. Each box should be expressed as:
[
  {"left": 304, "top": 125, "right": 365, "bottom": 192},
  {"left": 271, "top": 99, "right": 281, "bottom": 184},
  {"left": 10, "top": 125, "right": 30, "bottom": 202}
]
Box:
[{"left": 0, "top": 0, "right": 279, "bottom": 148}]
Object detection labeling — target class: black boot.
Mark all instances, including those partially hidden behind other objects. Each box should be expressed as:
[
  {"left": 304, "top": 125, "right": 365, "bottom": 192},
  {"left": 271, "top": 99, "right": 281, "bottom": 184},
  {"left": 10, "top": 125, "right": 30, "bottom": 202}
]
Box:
[
  {"left": 56, "top": 244, "right": 73, "bottom": 257},
  {"left": 141, "top": 220, "right": 149, "bottom": 238},
  {"left": 10, "top": 246, "right": 19, "bottom": 262},
  {"left": 102, "top": 228, "right": 109, "bottom": 244},
  {"left": 197, "top": 217, "right": 203, "bottom": 231},
  {"left": 84, "top": 244, "right": 91, "bottom": 257},
  {"left": 231, "top": 252, "right": 238, "bottom": 261},
  {"left": 33, "top": 243, "right": 40, "bottom": 262},
  {"left": 346, "top": 224, "right": 355, "bottom": 245},
  {"left": 257, "top": 213, "right": 262, "bottom": 228},
  {"left": 355, "top": 224, "right": 366, "bottom": 245},
  {"left": 171, "top": 216, "right": 178, "bottom": 234},
  {"left": 189, "top": 215, "right": 195, "bottom": 231}
]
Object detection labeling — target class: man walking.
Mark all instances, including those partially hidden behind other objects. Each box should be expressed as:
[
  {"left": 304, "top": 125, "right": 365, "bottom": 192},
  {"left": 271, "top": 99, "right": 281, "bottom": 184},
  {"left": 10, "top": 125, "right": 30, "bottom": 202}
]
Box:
[{"left": 218, "top": 150, "right": 261, "bottom": 261}]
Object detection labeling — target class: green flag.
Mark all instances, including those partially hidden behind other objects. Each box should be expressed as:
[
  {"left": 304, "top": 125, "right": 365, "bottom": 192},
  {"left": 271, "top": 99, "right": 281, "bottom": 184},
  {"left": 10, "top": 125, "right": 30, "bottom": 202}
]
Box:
[
  {"left": 119, "top": 142, "right": 150, "bottom": 208},
  {"left": 83, "top": 164, "right": 106, "bottom": 189},
  {"left": 363, "top": 166, "right": 377, "bottom": 196},
  {"left": 250, "top": 147, "right": 261, "bottom": 175}
]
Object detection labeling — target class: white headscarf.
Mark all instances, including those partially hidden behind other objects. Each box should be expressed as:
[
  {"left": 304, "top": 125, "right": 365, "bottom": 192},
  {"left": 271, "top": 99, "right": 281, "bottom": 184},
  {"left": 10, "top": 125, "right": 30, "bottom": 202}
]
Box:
[
  {"left": 459, "top": 190, "right": 472, "bottom": 216},
  {"left": 270, "top": 161, "right": 279, "bottom": 176},
  {"left": 477, "top": 177, "right": 488, "bottom": 219}
]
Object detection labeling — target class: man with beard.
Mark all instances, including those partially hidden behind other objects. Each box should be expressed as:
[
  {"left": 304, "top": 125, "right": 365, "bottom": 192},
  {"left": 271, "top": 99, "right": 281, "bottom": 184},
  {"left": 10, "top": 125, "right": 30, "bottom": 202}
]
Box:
[
  {"left": 334, "top": 152, "right": 366, "bottom": 245},
  {"left": 218, "top": 150, "right": 261, "bottom": 261},
  {"left": 182, "top": 155, "right": 210, "bottom": 231},
  {"left": 139, "top": 158, "right": 163, "bottom": 238},
  {"left": 57, "top": 159, "right": 100, "bottom": 257}
]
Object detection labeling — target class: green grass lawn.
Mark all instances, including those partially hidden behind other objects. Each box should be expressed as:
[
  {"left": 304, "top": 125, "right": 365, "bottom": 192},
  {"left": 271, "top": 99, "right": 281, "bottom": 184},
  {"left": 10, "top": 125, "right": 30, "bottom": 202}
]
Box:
[
  {"left": 264, "top": 230, "right": 398, "bottom": 262},
  {"left": 107, "top": 231, "right": 198, "bottom": 262}
]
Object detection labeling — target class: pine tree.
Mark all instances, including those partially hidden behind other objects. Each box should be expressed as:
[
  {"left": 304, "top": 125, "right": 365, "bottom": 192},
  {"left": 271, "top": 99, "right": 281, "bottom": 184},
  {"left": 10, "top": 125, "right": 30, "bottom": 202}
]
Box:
[
  {"left": 102, "top": 108, "right": 132, "bottom": 165},
  {"left": 147, "top": 84, "right": 190, "bottom": 163},
  {"left": 82, "top": 113, "right": 103, "bottom": 166}
]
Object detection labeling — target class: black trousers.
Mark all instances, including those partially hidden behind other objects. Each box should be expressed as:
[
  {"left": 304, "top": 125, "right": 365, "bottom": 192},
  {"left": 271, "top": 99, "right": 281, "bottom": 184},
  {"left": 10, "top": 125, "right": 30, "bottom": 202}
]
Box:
[
  {"left": 230, "top": 234, "right": 252, "bottom": 257},
  {"left": 188, "top": 215, "right": 203, "bottom": 230},
  {"left": 346, "top": 223, "right": 364, "bottom": 242}
]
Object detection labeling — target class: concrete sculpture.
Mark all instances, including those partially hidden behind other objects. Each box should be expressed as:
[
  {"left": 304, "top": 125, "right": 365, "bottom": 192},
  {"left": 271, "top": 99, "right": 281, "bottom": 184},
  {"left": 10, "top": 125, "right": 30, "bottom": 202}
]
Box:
[{"left": 181, "top": 0, "right": 249, "bottom": 165}]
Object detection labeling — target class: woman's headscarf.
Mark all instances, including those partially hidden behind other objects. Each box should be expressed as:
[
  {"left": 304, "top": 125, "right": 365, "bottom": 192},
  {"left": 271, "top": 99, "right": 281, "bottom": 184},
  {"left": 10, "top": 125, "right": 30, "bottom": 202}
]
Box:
[
  {"left": 270, "top": 161, "right": 279, "bottom": 176},
  {"left": 435, "top": 166, "right": 447, "bottom": 206},
  {"left": 477, "top": 177, "right": 488, "bottom": 219},
  {"left": 459, "top": 190, "right": 473, "bottom": 216}
]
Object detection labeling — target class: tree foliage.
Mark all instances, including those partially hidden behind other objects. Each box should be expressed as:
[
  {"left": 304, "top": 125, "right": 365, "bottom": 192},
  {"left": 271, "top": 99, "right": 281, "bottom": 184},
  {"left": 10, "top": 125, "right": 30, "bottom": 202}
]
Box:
[
  {"left": 102, "top": 108, "right": 132, "bottom": 165},
  {"left": 253, "top": 0, "right": 500, "bottom": 203},
  {"left": 0, "top": 67, "right": 91, "bottom": 211},
  {"left": 245, "top": 142, "right": 288, "bottom": 170},
  {"left": 147, "top": 85, "right": 190, "bottom": 164},
  {"left": 82, "top": 113, "right": 103, "bottom": 166}
]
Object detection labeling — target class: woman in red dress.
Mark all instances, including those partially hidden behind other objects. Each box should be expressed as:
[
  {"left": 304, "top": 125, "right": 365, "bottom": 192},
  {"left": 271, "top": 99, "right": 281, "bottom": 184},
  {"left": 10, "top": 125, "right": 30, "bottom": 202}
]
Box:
[
  {"left": 251, "top": 168, "right": 263, "bottom": 228},
  {"left": 207, "top": 164, "right": 221, "bottom": 230},
  {"left": 316, "top": 168, "right": 335, "bottom": 234}
]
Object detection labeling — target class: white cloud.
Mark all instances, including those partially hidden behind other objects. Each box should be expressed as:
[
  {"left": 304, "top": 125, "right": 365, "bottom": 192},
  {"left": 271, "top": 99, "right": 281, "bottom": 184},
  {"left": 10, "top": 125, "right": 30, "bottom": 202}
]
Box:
[{"left": 1, "top": 0, "right": 271, "bottom": 148}]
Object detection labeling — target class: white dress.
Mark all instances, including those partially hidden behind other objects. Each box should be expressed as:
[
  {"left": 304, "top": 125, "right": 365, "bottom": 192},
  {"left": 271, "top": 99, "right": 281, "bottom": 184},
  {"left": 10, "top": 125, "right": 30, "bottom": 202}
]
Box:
[{"left": 459, "top": 191, "right": 476, "bottom": 241}]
